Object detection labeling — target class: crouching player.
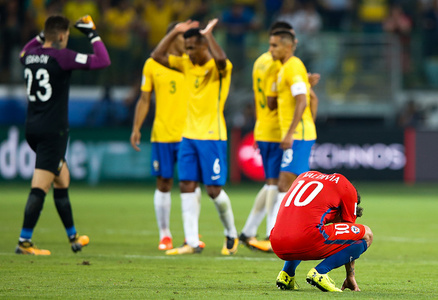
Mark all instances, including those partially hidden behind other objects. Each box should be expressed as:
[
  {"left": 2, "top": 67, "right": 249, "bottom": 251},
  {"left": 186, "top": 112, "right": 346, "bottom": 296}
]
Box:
[{"left": 270, "top": 171, "right": 373, "bottom": 292}]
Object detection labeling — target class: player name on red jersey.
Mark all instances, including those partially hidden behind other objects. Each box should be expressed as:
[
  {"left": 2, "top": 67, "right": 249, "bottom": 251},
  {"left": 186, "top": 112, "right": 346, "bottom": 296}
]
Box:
[{"left": 302, "top": 171, "right": 340, "bottom": 183}]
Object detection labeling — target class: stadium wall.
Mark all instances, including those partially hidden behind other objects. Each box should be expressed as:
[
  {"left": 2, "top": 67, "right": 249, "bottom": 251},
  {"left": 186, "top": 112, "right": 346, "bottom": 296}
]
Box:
[{"left": 0, "top": 125, "right": 411, "bottom": 184}]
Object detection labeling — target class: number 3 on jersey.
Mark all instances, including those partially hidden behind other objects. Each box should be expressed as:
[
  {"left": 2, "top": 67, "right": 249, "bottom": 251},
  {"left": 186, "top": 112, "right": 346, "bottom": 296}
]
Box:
[
  {"left": 24, "top": 68, "right": 52, "bottom": 102},
  {"left": 284, "top": 180, "right": 323, "bottom": 207}
]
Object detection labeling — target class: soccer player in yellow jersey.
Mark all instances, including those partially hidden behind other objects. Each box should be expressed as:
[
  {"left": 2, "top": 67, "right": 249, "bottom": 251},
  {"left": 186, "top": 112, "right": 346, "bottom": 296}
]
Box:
[
  {"left": 269, "top": 29, "right": 317, "bottom": 227},
  {"left": 130, "top": 23, "right": 202, "bottom": 251},
  {"left": 240, "top": 22, "right": 321, "bottom": 253},
  {"left": 239, "top": 22, "right": 292, "bottom": 252},
  {"left": 151, "top": 19, "right": 239, "bottom": 255}
]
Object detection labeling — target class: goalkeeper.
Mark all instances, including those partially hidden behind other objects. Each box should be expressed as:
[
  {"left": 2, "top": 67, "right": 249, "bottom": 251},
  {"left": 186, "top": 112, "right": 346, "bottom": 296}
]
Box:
[{"left": 15, "top": 15, "right": 110, "bottom": 255}]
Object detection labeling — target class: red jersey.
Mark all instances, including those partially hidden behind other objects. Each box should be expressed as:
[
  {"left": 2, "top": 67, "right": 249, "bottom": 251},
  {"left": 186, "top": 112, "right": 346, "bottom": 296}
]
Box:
[{"left": 271, "top": 171, "right": 361, "bottom": 260}]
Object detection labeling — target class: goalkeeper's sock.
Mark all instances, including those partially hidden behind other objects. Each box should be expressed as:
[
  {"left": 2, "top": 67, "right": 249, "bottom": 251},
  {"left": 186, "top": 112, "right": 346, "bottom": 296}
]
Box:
[
  {"left": 241, "top": 185, "right": 267, "bottom": 237},
  {"left": 282, "top": 260, "right": 301, "bottom": 276},
  {"left": 315, "top": 240, "right": 368, "bottom": 274},
  {"left": 20, "top": 188, "right": 46, "bottom": 241},
  {"left": 154, "top": 189, "right": 172, "bottom": 239},
  {"left": 54, "top": 188, "right": 77, "bottom": 239}
]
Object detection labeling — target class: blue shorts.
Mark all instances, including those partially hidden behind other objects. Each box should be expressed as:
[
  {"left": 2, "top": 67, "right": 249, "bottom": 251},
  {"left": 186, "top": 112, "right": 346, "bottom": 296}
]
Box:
[
  {"left": 280, "top": 140, "right": 315, "bottom": 175},
  {"left": 178, "top": 138, "right": 227, "bottom": 186},
  {"left": 151, "top": 142, "right": 180, "bottom": 179},
  {"left": 257, "top": 141, "right": 282, "bottom": 179}
]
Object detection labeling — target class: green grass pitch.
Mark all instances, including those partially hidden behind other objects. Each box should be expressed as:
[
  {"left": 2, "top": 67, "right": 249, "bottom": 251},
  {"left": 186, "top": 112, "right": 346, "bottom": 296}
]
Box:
[{"left": 0, "top": 181, "right": 437, "bottom": 299}]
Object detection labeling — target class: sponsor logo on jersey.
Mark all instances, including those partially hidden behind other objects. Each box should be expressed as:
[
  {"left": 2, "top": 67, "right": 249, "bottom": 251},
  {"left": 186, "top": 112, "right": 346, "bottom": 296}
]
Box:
[
  {"left": 351, "top": 226, "right": 360, "bottom": 234},
  {"left": 75, "top": 53, "right": 88, "bottom": 64}
]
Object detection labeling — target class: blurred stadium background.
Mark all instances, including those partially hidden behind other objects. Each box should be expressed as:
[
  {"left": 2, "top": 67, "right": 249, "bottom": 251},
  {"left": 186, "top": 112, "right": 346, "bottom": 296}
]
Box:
[{"left": 1, "top": 0, "right": 438, "bottom": 184}]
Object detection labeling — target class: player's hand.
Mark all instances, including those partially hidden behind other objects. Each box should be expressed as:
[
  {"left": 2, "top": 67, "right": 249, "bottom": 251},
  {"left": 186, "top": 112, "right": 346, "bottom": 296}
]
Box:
[
  {"left": 175, "top": 20, "right": 199, "bottom": 33},
  {"left": 74, "top": 15, "right": 99, "bottom": 41},
  {"left": 308, "top": 73, "right": 320, "bottom": 87},
  {"left": 252, "top": 140, "right": 258, "bottom": 150},
  {"left": 280, "top": 135, "right": 293, "bottom": 150},
  {"left": 341, "top": 276, "right": 360, "bottom": 291},
  {"left": 200, "top": 18, "right": 218, "bottom": 36},
  {"left": 130, "top": 130, "right": 141, "bottom": 152}
]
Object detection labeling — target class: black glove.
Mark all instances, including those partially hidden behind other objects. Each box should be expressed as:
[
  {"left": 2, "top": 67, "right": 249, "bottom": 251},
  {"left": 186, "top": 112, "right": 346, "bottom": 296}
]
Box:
[
  {"left": 74, "top": 15, "right": 99, "bottom": 41},
  {"left": 36, "top": 31, "right": 45, "bottom": 44}
]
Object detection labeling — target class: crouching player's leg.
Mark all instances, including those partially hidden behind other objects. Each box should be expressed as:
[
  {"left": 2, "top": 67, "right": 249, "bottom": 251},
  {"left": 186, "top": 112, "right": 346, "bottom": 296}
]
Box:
[
  {"left": 306, "top": 223, "right": 373, "bottom": 292},
  {"left": 276, "top": 260, "right": 301, "bottom": 290}
]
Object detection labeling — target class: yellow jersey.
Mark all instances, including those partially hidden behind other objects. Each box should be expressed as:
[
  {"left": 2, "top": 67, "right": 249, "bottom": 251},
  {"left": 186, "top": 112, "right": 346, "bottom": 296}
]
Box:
[
  {"left": 102, "top": 7, "right": 135, "bottom": 48},
  {"left": 63, "top": 1, "right": 100, "bottom": 37},
  {"left": 277, "top": 56, "right": 316, "bottom": 141},
  {"left": 141, "top": 57, "right": 188, "bottom": 143},
  {"left": 168, "top": 55, "right": 232, "bottom": 141},
  {"left": 252, "top": 52, "right": 282, "bottom": 142}
]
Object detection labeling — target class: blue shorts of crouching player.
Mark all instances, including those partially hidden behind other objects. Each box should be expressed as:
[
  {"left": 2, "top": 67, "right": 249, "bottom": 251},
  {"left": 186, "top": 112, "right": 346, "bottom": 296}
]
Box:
[
  {"left": 280, "top": 140, "right": 315, "bottom": 175},
  {"left": 257, "top": 141, "right": 283, "bottom": 180},
  {"left": 151, "top": 142, "right": 180, "bottom": 179},
  {"left": 178, "top": 138, "right": 227, "bottom": 186}
]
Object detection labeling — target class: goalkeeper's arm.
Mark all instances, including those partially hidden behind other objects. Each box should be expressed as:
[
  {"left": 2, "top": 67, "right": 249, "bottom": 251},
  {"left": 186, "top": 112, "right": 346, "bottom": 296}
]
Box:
[{"left": 74, "top": 15, "right": 100, "bottom": 43}]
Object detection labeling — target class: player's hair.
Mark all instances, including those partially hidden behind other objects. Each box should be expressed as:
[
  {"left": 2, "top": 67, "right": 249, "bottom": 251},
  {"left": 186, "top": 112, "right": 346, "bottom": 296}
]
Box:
[
  {"left": 183, "top": 28, "right": 206, "bottom": 44},
  {"left": 44, "top": 15, "right": 70, "bottom": 41},
  {"left": 271, "top": 30, "right": 296, "bottom": 44},
  {"left": 269, "top": 21, "right": 293, "bottom": 34}
]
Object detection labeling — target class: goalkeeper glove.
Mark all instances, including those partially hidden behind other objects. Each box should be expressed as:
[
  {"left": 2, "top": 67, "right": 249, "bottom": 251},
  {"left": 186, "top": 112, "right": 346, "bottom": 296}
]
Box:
[
  {"left": 74, "top": 15, "right": 99, "bottom": 42},
  {"left": 36, "top": 31, "right": 45, "bottom": 44}
]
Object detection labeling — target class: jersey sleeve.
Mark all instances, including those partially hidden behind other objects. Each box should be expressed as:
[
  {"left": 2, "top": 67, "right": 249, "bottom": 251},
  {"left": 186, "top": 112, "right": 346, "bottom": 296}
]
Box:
[
  {"left": 339, "top": 175, "right": 358, "bottom": 223},
  {"left": 168, "top": 54, "right": 185, "bottom": 72},
  {"left": 20, "top": 37, "right": 42, "bottom": 65},
  {"left": 288, "top": 60, "right": 308, "bottom": 97},
  {"left": 141, "top": 58, "right": 154, "bottom": 92},
  {"left": 56, "top": 41, "right": 110, "bottom": 71},
  {"left": 219, "top": 59, "right": 233, "bottom": 77}
]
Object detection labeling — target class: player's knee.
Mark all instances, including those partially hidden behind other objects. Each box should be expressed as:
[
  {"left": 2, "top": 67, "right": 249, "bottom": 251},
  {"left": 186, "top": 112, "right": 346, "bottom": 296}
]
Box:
[
  {"left": 362, "top": 225, "right": 373, "bottom": 248},
  {"left": 206, "top": 185, "right": 221, "bottom": 199},
  {"left": 179, "top": 180, "right": 196, "bottom": 193},
  {"left": 157, "top": 177, "right": 173, "bottom": 192}
]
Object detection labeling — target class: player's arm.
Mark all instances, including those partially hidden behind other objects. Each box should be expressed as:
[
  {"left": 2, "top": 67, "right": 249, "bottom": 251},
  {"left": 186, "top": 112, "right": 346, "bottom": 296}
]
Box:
[
  {"left": 309, "top": 89, "right": 318, "bottom": 122},
  {"left": 280, "top": 93, "right": 307, "bottom": 150},
  {"left": 200, "top": 18, "right": 227, "bottom": 70},
  {"left": 74, "top": 15, "right": 111, "bottom": 69},
  {"left": 130, "top": 91, "right": 152, "bottom": 152},
  {"left": 308, "top": 73, "right": 320, "bottom": 87},
  {"left": 267, "top": 96, "right": 277, "bottom": 110},
  {"left": 341, "top": 260, "right": 360, "bottom": 291},
  {"left": 151, "top": 20, "right": 199, "bottom": 68},
  {"left": 19, "top": 33, "right": 45, "bottom": 60}
]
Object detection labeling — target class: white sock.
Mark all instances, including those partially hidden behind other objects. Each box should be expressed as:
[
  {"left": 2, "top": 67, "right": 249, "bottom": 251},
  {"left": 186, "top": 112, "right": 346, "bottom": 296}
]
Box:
[
  {"left": 195, "top": 186, "right": 202, "bottom": 218},
  {"left": 154, "top": 189, "right": 171, "bottom": 239},
  {"left": 181, "top": 192, "right": 199, "bottom": 248},
  {"left": 265, "top": 185, "right": 279, "bottom": 237},
  {"left": 241, "top": 185, "right": 267, "bottom": 237},
  {"left": 267, "top": 192, "right": 286, "bottom": 235},
  {"left": 213, "top": 190, "right": 237, "bottom": 238},
  {"left": 266, "top": 193, "right": 286, "bottom": 232}
]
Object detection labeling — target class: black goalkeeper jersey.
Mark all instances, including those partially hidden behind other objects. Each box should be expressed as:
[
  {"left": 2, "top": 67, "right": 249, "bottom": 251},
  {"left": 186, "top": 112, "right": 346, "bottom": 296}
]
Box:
[{"left": 20, "top": 38, "right": 110, "bottom": 134}]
